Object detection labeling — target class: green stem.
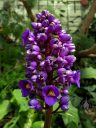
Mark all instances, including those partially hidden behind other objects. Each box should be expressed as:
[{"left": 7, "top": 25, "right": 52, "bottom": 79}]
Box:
[
  {"left": 44, "top": 106, "right": 53, "bottom": 128},
  {"left": 52, "top": 105, "right": 60, "bottom": 114}
]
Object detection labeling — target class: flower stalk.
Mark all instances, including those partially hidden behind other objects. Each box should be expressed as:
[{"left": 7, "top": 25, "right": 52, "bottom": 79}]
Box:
[{"left": 44, "top": 106, "right": 53, "bottom": 128}]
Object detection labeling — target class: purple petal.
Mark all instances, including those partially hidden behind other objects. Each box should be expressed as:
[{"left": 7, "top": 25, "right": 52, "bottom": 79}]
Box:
[
  {"left": 32, "top": 45, "right": 40, "bottom": 52},
  {"left": 42, "top": 19, "right": 49, "bottom": 27},
  {"left": 73, "top": 70, "right": 80, "bottom": 88},
  {"left": 44, "top": 96, "right": 57, "bottom": 106},
  {"left": 59, "top": 33, "right": 71, "bottom": 42},
  {"left": 60, "top": 95, "right": 69, "bottom": 105},
  {"left": 32, "top": 22, "right": 42, "bottom": 29},
  {"left": 22, "top": 29, "right": 30, "bottom": 46},
  {"left": 18, "top": 80, "right": 33, "bottom": 97},
  {"left": 65, "top": 55, "right": 76, "bottom": 63},
  {"left": 50, "top": 86, "right": 59, "bottom": 96},
  {"left": 61, "top": 105, "right": 69, "bottom": 111},
  {"left": 57, "top": 68, "right": 66, "bottom": 76},
  {"left": 59, "top": 75, "right": 65, "bottom": 84},
  {"left": 48, "top": 15, "right": 55, "bottom": 22}
]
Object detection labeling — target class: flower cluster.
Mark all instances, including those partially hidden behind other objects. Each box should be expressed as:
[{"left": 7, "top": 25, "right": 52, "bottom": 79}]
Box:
[{"left": 18, "top": 10, "right": 80, "bottom": 111}]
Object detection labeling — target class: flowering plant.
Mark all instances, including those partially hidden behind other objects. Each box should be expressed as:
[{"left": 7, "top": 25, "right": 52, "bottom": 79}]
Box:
[{"left": 18, "top": 10, "right": 80, "bottom": 128}]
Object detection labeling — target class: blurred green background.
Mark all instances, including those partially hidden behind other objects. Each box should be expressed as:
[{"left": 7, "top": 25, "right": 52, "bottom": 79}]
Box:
[{"left": 0, "top": 0, "right": 96, "bottom": 128}]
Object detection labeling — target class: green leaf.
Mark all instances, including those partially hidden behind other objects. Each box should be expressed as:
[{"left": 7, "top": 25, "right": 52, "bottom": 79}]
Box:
[
  {"left": 4, "top": 115, "right": 20, "bottom": 128},
  {"left": 32, "top": 121, "right": 44, "bottom": 128},
  {"left": 83, "top": 118, "right": 95, "bottom": 128},
  {"left": 90, "top": 92, "right": 96, "bottom": 100},
  {"left": 23, "top": 110, "right": 35, "bottom": 128},
  {"left": 53, "top": 102, "right": 61, "bottom": 112},
  {"left": 81, "top": 67, "right": 96, "bottom": 79},
  {"left": 12, "top": 89, "right": 29, "bottom": 112},
  {"left": 0, "top": 100, "right": 10, "bottom": 120},
  {"left": 61, "top": 102, "right": 79, "bottom": 127},
  {"left": 84, "top": 85, "right": 96, "bottom": 92},
  {"left": 67, "top": 122, "right": 77, "bottom": 128},
  {"left": 70, "top": 95, "right": 82, "bottom": 107}
]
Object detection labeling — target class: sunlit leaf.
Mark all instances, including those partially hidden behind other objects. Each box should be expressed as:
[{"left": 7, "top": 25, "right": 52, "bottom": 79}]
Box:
[
  {"left": 0, "top": 100, "right": 10, "bottom": 120},
  {"left": 12, "top": 89, "right": 29, "bottom": 112},
  {"left": 32, "top": 121, "right": 44, "bottom": 128}
]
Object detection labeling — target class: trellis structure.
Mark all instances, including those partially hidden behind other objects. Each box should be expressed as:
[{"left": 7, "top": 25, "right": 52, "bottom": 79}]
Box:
[
  {"left": 35, "top": 0, "right": 91, "bottom": 33},
  {"left": 0, "top": 0, "right": 91, "bottom": 33}
]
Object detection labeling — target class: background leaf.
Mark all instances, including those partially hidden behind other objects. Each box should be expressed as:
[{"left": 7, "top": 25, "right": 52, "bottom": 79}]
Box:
[{"left": 81, "top": 67, "right": 96, "bottom": 79}]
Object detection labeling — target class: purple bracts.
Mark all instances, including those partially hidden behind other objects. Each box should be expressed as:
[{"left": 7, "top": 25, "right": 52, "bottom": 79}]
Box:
[{"left": 18, "top": 10, "right": 80, "bottom": 111}]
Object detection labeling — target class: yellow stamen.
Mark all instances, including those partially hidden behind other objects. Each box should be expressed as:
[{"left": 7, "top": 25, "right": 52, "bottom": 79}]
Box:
[
  {"left": 26, "top": 84, "right": 30, "bottom": 89},
  {"left": 48, "top": 90, "right": 55, "bottom": 96}
]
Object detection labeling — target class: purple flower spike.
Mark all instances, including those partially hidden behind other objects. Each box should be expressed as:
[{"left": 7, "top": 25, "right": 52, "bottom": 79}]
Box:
[
  {"left": 29, "top": 99, "right": 42, "bottom": 111},
  {"left": 42, "top": 85, "right": 59, "bottom": 106},
  {"left": 18, "top": 80, "right": 33, "bottom": 97},
  {"left": 19, "top": 10, "right": 80, "bottom": 111}
]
